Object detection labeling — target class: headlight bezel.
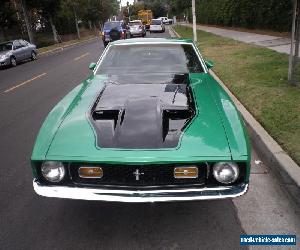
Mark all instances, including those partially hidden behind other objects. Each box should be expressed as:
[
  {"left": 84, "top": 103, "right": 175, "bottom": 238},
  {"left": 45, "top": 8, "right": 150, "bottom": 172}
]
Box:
[
  {"left": 41, "top": 161, "right": 66, "bottom": 183},
  {"left": 212, "top": 162, "right": 240, "bottom": 184},
  {"left": 0, "top": 54, "right": 8, "bottom": 60}
]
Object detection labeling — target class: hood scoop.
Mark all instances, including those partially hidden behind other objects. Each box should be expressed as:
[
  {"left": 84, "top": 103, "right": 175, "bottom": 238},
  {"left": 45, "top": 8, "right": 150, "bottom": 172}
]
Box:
[{"left": 90, "top": 77, "right": 195, "bottom": 149}]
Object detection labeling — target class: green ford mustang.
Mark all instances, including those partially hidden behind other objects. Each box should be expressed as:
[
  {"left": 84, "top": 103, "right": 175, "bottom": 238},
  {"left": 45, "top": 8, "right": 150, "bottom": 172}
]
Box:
[{"left": 31, "top": 38, "right": 251, "bottom": 202}]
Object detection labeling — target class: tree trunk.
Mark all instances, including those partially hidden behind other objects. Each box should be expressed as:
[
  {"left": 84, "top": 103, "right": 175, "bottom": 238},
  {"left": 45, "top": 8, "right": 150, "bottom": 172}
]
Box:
[
  {"left": 88, "top": 21, "right": 92, "bottom": 30},
  {"left": 49, "top": 16, "right": 59, "bottom": 43},
  {"left": 93, "top": 23, "right": 97, "bottom": 35},
  {"left": 21, "top": 0, "right": 34, "bottom": 43},
  {"left": 73, "top": 6, "right": 80, "bottom": 39}
]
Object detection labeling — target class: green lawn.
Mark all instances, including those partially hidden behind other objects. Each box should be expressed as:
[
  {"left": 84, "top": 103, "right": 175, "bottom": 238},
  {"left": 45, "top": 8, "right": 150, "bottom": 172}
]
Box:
[{"left": 174, "top": 25, "right": 300, "bottom": 166}]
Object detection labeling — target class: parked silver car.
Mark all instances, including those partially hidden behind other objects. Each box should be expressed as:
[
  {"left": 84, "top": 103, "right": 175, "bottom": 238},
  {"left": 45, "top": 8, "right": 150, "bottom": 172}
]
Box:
[{"left": 0, "top": 40, "right": 37, "bottom": 67}]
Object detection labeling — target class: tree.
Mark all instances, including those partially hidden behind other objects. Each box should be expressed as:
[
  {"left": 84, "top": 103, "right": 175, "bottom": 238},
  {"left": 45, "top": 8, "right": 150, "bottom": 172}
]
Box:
[
  {"left": 20, "top": 0, "right": 35, "bottom": 43},
  {"left": 26, "top": 0, "right": 61, "bottom": 43},
  {"left": 0, "top": 0, "right": 22, "bottom": 41}
]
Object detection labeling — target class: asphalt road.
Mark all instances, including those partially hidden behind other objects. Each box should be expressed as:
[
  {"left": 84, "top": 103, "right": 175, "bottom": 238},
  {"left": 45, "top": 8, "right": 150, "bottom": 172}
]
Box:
[{"left": 0, "top": 28, "right": 299, "bottom": 250}]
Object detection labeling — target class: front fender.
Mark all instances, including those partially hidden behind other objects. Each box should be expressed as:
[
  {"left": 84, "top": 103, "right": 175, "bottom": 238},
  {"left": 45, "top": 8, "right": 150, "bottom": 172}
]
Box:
[{"left": 31, "top": 83, "right": 87, "bottom": 161}]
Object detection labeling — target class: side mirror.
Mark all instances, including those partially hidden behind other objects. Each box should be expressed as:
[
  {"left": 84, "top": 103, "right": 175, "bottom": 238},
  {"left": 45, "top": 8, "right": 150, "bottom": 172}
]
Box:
[
  {"left": 205, "top": 60, "right": 214, "bottom": 69},
  {"left": 89, "top": 62, "right": 96, "bottom": 71}
]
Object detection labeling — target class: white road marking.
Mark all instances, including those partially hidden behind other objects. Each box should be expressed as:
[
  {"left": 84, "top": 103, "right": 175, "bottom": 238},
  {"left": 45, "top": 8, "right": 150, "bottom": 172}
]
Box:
[
  {"left": 74, "top": 52, "right": 90, "bottom": 61},
  {"left": 3, "top": 73, "right": 47, "bottom": 94}
]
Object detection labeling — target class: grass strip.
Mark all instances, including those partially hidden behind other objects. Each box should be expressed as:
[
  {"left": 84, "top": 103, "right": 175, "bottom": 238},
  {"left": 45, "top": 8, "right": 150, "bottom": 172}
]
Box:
[{"left": 174, "top": 25, "right": 300, "bottom": 166}]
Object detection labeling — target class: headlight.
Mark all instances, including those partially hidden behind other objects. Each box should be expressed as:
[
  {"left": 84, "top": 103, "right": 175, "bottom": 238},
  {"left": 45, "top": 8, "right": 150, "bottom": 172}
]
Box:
[
  {"left": 41, "top": 161, "right": 66, "bottom": 182},
  {"left": 0, "top": 54, "right": 7, "bottom": 59},
  {"left": 213, "top": 162, "right": 239, "bottom": 184}
]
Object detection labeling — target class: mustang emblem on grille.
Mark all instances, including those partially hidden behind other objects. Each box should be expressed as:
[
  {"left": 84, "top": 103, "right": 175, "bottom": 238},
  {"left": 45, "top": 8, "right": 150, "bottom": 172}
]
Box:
[{"left": 133, "top": 169, "right": 144, "bottom": 181}]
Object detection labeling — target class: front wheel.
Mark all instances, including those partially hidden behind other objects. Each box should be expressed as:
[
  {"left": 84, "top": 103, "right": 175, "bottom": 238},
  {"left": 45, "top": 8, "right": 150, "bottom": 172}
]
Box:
[
  {"left": 31, "top": 51, "right": 37, "bottom": 61},
  {"left": 10, "top": 57, "right": 17, "bottom": 67}
]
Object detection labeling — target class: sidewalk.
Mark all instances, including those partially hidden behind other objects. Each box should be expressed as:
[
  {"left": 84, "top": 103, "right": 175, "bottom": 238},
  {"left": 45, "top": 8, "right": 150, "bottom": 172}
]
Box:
[{"left": 181, "top": 23, "right": 299, "bottom": 56}]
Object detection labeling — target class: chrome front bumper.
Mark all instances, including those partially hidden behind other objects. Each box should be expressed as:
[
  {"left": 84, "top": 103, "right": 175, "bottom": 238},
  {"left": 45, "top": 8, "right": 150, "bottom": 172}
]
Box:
[{"left": 33, "top": 180, "right": 248, "bottom": 202}]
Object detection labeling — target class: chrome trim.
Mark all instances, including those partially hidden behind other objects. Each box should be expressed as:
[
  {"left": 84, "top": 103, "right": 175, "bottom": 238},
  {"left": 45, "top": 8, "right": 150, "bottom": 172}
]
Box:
[{"left": 33, "top": 180, "right": 248, "bottom": 203}]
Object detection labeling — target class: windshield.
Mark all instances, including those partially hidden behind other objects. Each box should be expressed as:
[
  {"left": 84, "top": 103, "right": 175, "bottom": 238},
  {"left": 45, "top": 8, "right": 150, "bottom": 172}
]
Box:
[
  {"left": 104, "top": 22, "right": 121, "bottom": 30},
  {"left": 151, "top": 20, "right": 161, "bottom": 25},
  {"left": 0, "top": 42, "right": 12, "bottom": 52},
  {"left": 129, "top": 22, "right": 142, "bottom": 26},
  {"left": 97, "top": 44, "right": 204, "bottom": 75}
]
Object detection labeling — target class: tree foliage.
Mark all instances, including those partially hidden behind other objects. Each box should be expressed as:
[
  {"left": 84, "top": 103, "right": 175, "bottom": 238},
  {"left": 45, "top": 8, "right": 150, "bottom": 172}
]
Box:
[{"left": 0, "top": 0, "right": 120, "bottom": 43}]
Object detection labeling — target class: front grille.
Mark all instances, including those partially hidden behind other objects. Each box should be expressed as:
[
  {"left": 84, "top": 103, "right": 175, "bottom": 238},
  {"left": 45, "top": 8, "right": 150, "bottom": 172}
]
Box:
[{"left": 69, "top": 164, "right": 207, "bottom": 188}]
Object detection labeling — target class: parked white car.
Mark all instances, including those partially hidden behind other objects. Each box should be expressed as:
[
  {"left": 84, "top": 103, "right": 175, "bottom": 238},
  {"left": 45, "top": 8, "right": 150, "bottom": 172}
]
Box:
[
  {"left": 149, "top": 19, "right": 165, "bottom": 33},
  {"left": 158, "top": 17, "right": 173, "bottom": 24}
]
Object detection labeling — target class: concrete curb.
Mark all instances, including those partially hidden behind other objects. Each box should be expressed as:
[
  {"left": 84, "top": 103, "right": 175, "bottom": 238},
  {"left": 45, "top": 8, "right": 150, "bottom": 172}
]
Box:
[
  {"left": 38, "top": 36, "right": 98, "bottom": 57},
  {"left": 169, "top": 26, "right": 300, "bottom": 205}
]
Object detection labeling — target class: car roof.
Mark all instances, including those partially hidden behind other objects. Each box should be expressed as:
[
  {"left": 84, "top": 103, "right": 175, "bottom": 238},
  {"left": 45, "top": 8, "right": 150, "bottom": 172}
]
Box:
[{"left": 110, "top": 38, "right": 193, "bottom": 45}]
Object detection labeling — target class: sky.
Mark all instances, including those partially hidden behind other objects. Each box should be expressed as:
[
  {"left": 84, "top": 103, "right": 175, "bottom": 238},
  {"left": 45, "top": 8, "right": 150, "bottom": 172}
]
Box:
[{"left": 121, "top": 0, "right": 134, "bottom": 6}]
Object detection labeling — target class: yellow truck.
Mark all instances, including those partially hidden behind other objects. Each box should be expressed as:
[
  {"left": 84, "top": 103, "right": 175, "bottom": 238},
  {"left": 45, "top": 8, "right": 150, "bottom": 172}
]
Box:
[{"left": 138, "top": 10, "right": 153, "bottom": 30}]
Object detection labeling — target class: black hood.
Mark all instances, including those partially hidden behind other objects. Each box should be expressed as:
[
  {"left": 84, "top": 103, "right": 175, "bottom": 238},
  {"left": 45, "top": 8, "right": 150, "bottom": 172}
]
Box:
[{"left": 90, "top": 74, "right": 195, "bottom": 149}]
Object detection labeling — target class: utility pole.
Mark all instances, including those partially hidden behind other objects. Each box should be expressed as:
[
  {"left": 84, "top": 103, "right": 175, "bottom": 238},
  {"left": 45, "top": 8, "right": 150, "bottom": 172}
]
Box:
[
  {"left": 127, "top": 2, "right": 130, "bottom": 22},
  {"left": 288, "top": 0, "right": 300, "bottom": 85},
  {"left": 192, "top": 0, "right": 197, "bottom": 43}
]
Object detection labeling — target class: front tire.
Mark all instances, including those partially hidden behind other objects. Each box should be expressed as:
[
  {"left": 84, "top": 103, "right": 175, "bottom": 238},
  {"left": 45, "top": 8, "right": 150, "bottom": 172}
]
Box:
[
  {"left": 10, "top": 57, "right": 17, "bottom": 67},
  {"left": 31, "top": 51, "right": 37, "bottom": 61}
]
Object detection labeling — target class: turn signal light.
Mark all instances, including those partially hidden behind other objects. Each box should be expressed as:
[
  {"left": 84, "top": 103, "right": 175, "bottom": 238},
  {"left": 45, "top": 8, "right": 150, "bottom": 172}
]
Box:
[
  {"left": 174, "top": 166, "right": 198, "bottom": 179},
  {"left": 78, "top": 166, "right": 103, "bottom": 178}
]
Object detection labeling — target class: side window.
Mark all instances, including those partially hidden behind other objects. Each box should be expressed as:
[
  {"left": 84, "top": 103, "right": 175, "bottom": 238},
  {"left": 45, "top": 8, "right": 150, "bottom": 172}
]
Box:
[
  {"left": 19, "top": 40, "right": 28, "bottom": 47},
  {"left": 13, "top": 41, "right": 22, "bottom": 50}
]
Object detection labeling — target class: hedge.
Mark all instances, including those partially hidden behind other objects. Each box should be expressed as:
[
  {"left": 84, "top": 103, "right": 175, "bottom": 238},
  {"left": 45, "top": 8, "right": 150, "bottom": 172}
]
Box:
[{"left": 194, "top": 0, "right": 293, "bottom": 32}]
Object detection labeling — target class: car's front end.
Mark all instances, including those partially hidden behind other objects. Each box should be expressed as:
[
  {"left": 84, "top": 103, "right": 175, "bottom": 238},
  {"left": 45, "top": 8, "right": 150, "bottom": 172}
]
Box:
[
  {"left": 0, "top": 53, "right": 11, "bottom": 67},
  {"left": 32, "top": 160, "right": 249, "bottom": 202},
  {"left": 31, "top": 39, "right": 251, "bottom": 202},
  {"left": 0, "top": 41, "right": 13, "bottom": 67}
]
